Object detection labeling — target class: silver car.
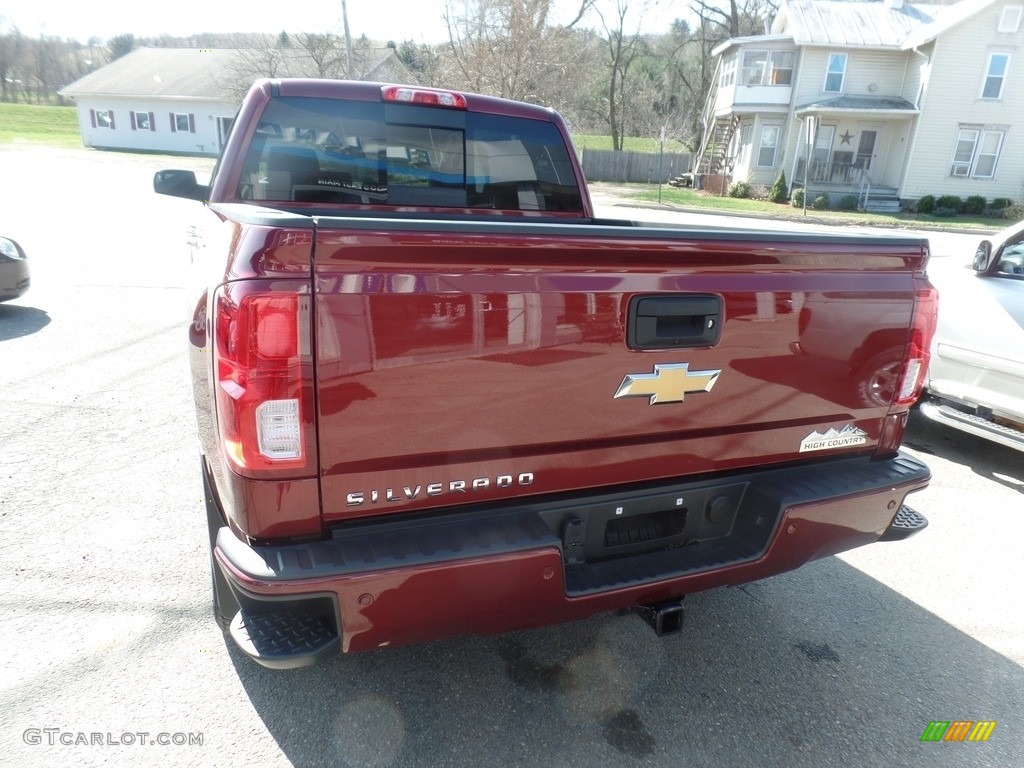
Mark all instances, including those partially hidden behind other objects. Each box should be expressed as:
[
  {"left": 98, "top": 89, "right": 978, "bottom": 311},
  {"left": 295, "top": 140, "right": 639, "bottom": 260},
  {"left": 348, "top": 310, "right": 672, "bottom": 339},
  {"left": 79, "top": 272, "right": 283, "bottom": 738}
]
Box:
[
  {"left": 921, "top": 220, "right": 1024, "bottom": 451},
  {"left": 0, "top": 236, "right": 30, "bottom": 302}
]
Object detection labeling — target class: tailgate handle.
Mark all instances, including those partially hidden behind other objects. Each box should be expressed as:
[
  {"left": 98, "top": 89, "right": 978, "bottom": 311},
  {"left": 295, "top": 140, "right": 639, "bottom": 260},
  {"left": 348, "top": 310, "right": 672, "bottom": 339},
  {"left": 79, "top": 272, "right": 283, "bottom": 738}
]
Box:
[{"left": 627, "top": 295, "right": 722, "bottom": 350}]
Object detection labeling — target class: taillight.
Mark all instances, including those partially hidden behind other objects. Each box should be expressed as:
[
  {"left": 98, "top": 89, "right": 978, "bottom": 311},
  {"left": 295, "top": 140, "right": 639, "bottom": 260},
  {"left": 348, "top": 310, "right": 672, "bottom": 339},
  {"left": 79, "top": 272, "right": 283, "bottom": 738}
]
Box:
[
  {"left": 213, "top": 281, "right": 315, "bottom": 477},
  {"left": 381, "top": 85, "right": 468, "bottom": 109},
  {"left": 892, "top": 279, "right": 939, "bottom": 409}
]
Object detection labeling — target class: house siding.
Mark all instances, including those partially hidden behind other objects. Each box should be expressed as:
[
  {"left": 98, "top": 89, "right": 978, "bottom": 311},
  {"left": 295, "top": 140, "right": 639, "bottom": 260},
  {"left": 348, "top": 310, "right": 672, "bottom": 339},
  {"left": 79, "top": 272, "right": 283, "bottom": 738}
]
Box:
[
  {"left": 904, "top": 1, "right": 1024, "bottom": 201},
  {"left": 73, "top": 96, "right": 237, "bottom": 156},
  {"left": 900, "top": 39, "right": 932, "bottom": 105}
]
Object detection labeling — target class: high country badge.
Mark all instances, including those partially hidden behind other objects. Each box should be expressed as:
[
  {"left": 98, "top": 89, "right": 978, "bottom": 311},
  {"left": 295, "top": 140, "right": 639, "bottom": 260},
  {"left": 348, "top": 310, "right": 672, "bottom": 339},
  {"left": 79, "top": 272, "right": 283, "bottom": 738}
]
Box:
[{"left": 799, "top": 424, "right": 868, "bottom": 453}]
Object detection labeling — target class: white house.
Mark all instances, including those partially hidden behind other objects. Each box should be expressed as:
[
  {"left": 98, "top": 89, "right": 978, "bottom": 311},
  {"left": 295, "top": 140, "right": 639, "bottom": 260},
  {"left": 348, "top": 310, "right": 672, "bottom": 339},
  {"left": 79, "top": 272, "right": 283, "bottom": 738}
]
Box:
[
  {"left": 60, "top": 46, "right": 414, "bottom": 156},
  {"left": 60, "top": 48, "right": 241, "bottom": 156},
  {"left": 698, "top": 0, "right": 1024, "bottom": 209}
]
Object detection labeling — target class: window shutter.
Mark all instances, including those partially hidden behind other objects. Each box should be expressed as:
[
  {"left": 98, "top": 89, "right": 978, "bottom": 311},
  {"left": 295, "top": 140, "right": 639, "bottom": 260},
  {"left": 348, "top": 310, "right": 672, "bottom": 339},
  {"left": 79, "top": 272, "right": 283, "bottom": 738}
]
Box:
[
  {"left": 149, "top": 112, "right": 156, "bottom": 131},
  {"left": 130, "top": 112, "right": 137, "bottom": 130},
  {"left": 170, "top": 113, "right": 176, "bottom": 132},
  {"left": 109, "top": 112, "right": 115, "bottom": 129},
  {"left": 188, "top": 113, "right": 195, "bottom": 133},
  {"left": 90, "top": 109, "right": 96, "bottom": 128}
]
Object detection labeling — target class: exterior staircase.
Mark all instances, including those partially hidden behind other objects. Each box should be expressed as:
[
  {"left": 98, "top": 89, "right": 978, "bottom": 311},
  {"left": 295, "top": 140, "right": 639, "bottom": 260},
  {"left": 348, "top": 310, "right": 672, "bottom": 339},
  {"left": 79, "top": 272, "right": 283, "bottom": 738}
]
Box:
[
  {"left": 861, "top": 185, "right": 901, "bottom": 213},
  {"left": 695, "top": 115, "right": 739, "bottom": 176}
]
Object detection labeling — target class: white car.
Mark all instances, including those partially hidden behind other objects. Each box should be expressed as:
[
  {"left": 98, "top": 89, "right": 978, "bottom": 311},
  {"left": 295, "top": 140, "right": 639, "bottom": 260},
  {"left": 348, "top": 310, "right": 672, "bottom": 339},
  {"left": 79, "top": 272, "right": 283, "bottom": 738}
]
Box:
[{"left": 921, "top": 220, "right": 1024, "bottom": 451}]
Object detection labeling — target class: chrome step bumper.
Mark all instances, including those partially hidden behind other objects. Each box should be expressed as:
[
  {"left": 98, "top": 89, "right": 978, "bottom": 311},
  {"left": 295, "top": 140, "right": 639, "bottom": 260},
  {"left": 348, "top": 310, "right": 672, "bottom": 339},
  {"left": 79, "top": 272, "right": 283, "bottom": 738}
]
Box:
[{"left": 920, "top": 401, "right": 1024, "bottom": 453}]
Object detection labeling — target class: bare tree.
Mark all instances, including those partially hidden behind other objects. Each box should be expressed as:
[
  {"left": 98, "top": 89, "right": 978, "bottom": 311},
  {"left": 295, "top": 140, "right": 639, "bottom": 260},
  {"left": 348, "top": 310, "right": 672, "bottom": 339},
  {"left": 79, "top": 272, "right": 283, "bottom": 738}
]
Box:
[
  {"left": 591, "top": 0, "right": 655, "bottom": 150},
  {"left": 225, "top": 35, "right": 290, "bottom": 100},
  {"left": 665, "top": 0, "right": 778, "bottom": 148},
  {"left": 442, "top": 0, "right": 596, "bottom": 103},
  {"left": 0, "top": 25, "right": 24, "bottom": 103},
  {"left": 295, "top": 32, "right": 346, "bottom": 78}
]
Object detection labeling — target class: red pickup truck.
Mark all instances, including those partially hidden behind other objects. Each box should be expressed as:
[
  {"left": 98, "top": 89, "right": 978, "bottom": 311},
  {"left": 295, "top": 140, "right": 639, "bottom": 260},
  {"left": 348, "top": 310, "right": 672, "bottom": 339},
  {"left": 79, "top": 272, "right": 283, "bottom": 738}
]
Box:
[{"left": 156, "top": 79, "right": 936, "bottom": 669}]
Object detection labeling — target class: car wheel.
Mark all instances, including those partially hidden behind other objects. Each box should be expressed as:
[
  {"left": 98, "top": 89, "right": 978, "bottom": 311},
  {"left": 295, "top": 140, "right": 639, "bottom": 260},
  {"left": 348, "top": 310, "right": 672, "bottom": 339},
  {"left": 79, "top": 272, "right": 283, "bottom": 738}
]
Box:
[{"left": 855, "top": 352, "right": 904, "bottom": 407}]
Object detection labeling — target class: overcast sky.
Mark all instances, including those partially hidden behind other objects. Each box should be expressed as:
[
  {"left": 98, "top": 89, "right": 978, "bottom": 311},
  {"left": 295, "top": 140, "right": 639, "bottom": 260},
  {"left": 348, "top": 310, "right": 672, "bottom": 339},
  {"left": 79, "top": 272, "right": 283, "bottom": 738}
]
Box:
[{"left": 2, "top": 0, "right": 683, "bottom": 44}]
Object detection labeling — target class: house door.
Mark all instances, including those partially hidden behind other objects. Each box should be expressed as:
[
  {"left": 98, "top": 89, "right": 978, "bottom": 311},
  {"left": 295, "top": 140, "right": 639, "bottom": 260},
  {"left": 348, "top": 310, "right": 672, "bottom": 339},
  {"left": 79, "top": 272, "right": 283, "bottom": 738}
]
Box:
[
  {"left": 856, "top": 130, "right": 877, "bottom": 170},
  {"left": 217, "top": 117, "right": 235, "bottom": 150}
]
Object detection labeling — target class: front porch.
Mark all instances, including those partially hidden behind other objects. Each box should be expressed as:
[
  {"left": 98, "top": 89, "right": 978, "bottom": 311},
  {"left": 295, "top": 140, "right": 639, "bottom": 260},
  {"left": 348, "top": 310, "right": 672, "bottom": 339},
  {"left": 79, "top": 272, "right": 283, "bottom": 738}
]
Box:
[{"left": 790, "top": 163, "right": 900, "bottom": 213}]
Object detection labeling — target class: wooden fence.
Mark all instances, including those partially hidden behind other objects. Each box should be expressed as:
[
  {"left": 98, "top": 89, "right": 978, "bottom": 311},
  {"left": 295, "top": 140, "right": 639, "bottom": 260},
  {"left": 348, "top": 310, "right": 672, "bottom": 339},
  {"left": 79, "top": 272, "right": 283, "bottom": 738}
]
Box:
[{"left": 580, "top": 148, "right": 692, "bottom": 183}]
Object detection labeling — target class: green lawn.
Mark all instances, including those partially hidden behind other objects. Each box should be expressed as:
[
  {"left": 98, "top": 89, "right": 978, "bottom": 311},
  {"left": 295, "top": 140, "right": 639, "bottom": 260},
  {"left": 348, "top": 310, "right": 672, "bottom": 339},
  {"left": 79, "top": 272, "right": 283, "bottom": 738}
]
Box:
[
  {"left": 0, "top": 102, "right": 82, "bottom": 147},
  {"left": 572, "top": 134, "right": 689, "bottom": 153},
  {"left": 626, "top": 184, "right": 1006, "bottom": 232}
]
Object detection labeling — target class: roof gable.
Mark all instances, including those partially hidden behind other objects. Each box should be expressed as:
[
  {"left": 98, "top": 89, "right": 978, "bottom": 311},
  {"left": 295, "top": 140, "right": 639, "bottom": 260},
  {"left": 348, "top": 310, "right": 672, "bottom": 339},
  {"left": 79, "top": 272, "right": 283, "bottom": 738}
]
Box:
[{"left": 901, "top": 0, "right": 1001, "bottom": 48}]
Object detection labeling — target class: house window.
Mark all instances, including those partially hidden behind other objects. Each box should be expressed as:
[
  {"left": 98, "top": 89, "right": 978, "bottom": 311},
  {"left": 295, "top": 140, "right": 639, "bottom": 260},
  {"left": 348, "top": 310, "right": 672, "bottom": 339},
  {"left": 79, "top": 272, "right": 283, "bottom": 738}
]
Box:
[
  {"left": 757, "top": 124, "right": 780, "bottom": 167},
  {"left": 170, "top": 112, "right": 196, "bottom": 133},
  {"left": 740, "top": 50, "right": 794, "bottom": 86},
  {"left": 981, "top": 53, "right": 1010, "bottom": 100},
  {"left": 769, "top": 52, "right": 794, "bottom": 85},
  {"left": 824, "top": 53, "right": 847, "bottom": 93},
  {"left": 999, "top": 6, "right": 1022, "bottom": 32},
  {"left": 950, "top": 127, "right": 1005, "bottom": 178},
  {"left": 131, "top": 111, "right": 155, "bottom": 131},
  {"left": 742, "top": 51, "right": 768, "bottom": 84},
  {"left": 719, "top": 54, "right": 737, "bottom": 87},
  {"left": 91, "top": 109, "right": 115, "bottom": 129}
]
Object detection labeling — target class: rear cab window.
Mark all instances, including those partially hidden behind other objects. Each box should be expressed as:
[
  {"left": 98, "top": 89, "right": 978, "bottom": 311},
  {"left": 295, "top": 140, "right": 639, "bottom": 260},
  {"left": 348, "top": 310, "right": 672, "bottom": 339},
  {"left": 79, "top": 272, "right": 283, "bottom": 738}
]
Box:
[{"left": 236, "top": 97, "right": 584, "bottom": 213}]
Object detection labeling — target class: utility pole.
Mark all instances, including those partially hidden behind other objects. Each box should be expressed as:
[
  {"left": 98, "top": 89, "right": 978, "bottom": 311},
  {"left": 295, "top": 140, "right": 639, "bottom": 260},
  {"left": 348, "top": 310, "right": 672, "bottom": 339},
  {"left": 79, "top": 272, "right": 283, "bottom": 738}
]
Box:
[{"left": 341, "top": 0, "right": 354, "bottom": 78}]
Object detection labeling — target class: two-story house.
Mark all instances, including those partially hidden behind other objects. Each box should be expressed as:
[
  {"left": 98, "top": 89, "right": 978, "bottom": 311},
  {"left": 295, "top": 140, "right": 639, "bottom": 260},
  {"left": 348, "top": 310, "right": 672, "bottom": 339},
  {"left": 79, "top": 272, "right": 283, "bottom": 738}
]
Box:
[{"left": 697, "top": 0, "right": 1024, "bottom": 210}]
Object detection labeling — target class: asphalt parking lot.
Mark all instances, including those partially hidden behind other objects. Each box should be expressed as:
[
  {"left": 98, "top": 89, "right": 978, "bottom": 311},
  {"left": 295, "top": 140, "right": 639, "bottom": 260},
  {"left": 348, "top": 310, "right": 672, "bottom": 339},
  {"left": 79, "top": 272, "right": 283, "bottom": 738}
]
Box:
[{"left": 0, "top": 144, "right": 1021, "bottom": 768}]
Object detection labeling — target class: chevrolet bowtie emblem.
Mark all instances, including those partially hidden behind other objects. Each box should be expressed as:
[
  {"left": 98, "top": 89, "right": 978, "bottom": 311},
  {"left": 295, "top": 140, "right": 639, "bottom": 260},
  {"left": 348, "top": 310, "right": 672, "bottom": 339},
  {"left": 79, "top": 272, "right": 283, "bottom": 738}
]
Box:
[{"left": 614, "top": 363, "right": 721, "bottom": 405}]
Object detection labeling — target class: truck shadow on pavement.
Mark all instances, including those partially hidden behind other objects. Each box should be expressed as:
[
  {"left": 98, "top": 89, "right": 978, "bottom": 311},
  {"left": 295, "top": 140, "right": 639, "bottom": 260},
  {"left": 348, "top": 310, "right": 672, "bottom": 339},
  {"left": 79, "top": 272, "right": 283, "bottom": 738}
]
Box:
[
  {"left": 0, "top": 304, "right": 50, "bottom": 341},
  {"left": 227, "top": 552, "right": 1022, "bottom": 767}
]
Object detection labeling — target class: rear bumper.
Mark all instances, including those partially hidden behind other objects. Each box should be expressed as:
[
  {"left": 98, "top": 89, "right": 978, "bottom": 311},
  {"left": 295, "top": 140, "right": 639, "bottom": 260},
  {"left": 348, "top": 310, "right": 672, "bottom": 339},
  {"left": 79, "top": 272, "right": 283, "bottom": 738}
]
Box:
[{"left": 213, "top": 452, "right": 929, "bottom": 663}]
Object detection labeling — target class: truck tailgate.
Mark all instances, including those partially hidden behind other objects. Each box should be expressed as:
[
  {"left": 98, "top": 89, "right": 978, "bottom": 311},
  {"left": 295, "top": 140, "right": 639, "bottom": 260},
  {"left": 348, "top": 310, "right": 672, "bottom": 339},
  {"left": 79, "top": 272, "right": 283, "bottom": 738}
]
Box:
[{"left": 312, "top": 218, "right": 928, "bottom": 522}]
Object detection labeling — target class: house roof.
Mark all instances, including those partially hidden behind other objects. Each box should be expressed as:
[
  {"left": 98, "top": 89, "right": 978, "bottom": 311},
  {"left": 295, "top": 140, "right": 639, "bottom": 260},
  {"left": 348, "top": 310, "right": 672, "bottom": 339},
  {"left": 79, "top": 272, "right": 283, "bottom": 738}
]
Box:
[
  {"left": 795, "top": 94, "right": 919, "bottom": 113},
  {"left": 59, "top": 46, "right": 411, "bottom": 102},
  {"left": 901, "top": 0, "right": 1001, "bottom": 48},
  {"left": 773, "top": 0, "right": 946, "bottom": 47},
  {"left": 60, "top": 48, "right": 236, "bottom": 100},
  {"left": 711, "top": 34, "right": 793, "bottom": 58}
]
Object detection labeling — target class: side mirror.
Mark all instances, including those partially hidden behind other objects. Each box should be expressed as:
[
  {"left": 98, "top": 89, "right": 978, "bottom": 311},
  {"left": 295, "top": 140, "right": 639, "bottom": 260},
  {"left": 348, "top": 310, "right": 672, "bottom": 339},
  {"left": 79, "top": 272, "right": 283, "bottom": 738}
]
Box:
[
  {"left": 154, "top": 170, "right": 210, "bottom": 202},
  {"left": 973, "top": 240, "right": 993, "bottom": 273}
]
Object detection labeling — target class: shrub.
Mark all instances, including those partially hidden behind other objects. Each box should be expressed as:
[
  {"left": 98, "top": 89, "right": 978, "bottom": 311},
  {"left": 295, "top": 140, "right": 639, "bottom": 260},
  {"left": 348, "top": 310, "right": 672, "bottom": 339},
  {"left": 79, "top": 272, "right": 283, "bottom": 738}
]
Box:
[
  {"left": 728, "top": 180, "right": 751, "bottom": 198},
  {"left": 991, "top": 197, "right": 1014, "bottom": 210},
  {"left": 916, "top": 194, "right": 936, "bottom": 214},
  {"left": 933, "top": 206, "right": 958, "bottom": 218},
  {"left": 812, "top": 194, "right": 829, "bottom": 210},
  {"left": 936, "top": 194, "right": 963, "bottom": 212},
  {"left": 750, "top": 183, "right": 770, "bottom": 200},
  {"left": 837, "top": 194, "right": 859, "bottom": 211},
  {"left": 1002, "top": 203, "right": 1024, "bottom": 221},
  {"left": 963, "top": 195, "right": 986, "bottom": 215},
  {"left": 790, "top": 188, "right": 805, "bottom": 207},
  {"left": 768, "top": 171, "right": 789, "bottom": 203}
]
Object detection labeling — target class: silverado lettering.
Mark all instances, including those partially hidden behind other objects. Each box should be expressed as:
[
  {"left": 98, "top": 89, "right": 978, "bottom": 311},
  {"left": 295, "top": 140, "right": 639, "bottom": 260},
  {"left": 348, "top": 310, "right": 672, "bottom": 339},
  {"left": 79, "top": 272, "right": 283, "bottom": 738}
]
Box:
[
  {"left": 156, "top": 79, "right": 937, "bottom": 669},
  {"left": 346, "top": 472, "right": 536, "bottom": 506}
]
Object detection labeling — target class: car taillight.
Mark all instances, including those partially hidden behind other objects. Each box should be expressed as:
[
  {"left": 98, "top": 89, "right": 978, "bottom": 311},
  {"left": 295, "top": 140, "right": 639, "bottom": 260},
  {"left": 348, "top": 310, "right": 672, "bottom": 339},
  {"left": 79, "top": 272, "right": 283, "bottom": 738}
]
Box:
[
  {"left": 892, "top": 279, "right": 939, "bottom": 409},
  {"left": 213, "top": 281, "right": 316, "bottom": 477},
  {"left": 381, "top": 85, "right": 468, "bottom": 109}
]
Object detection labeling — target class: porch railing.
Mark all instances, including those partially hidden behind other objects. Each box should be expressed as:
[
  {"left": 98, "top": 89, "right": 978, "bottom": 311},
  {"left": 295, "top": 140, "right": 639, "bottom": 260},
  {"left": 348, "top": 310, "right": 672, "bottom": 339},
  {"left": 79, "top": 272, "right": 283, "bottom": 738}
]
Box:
[
  {"left": 794, "top": 159, "right": 865, "bottom": 186},
  {"left": 858, "top": 172, "right": 874, "bottom": 211}
]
